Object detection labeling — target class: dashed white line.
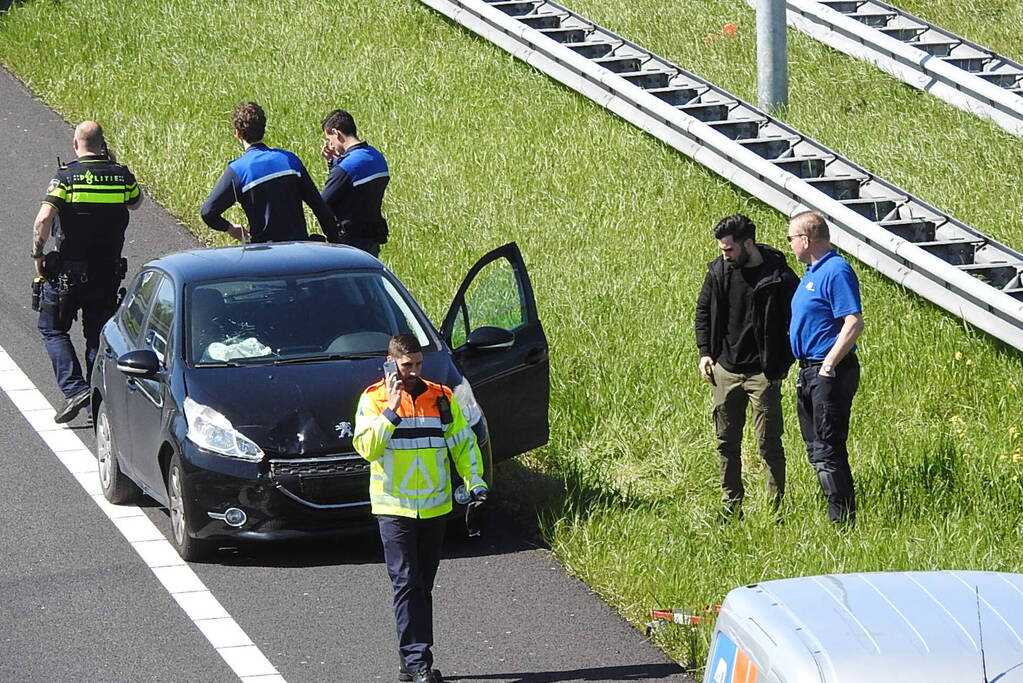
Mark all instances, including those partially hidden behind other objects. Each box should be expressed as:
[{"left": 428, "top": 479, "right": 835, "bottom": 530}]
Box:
[{"left": 0, "top": 345, "right": 286, "bottom": 683}]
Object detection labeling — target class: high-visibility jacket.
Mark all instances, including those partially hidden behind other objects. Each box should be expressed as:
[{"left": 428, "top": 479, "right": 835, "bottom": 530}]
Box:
[
  {"left": 353, "top": 378, "right": 486, "bottom": 518},
  {"left": 42, "top": 154, "right": 141, "bottom": 263}
]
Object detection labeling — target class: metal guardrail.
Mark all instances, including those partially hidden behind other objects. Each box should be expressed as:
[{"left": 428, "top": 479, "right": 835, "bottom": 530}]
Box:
[
  {"left": 419, "top": 0, "right": 1023, "bottom": 352},
  {"left": 738, "top": 0, "right": 1023, "bottom": 137}
]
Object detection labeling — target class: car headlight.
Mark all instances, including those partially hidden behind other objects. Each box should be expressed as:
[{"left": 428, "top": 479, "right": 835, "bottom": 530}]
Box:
[
  {"left": 453, "top": 376, "right": 483, "bottom": 427},
  {"left": 183, "top": 397, "right": 264, "bottom": 462}
]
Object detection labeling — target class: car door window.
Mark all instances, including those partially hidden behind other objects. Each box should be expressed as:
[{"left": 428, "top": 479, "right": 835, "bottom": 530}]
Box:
[
  {"left": 141, "top": 277, "right": 175, "bottom": 366},
  {"left": 121, "top": 270, "right": 161, "bottom": 345},
  {"left": 449, "top": 257, "right": 526, "bottom": 349}
]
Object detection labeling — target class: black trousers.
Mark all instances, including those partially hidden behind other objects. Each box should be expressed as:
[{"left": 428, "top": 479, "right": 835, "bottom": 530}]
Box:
[
  {"left": 795, "top": 355, "right": 860, "bottom": 523},
  {"left": 338, "top": 235, "right": 381, "bottom": 257},
  {"left": 37, "top": 279, "right": 118, "bottom": 398},
  {"left": 378, "top": 514, "right": 446, "bottom": 674}
]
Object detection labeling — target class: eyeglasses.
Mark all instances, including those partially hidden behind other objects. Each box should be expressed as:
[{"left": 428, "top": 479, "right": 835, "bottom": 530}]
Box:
[{"left": 785, "top": 233, "right": 807, "bottom": 243}]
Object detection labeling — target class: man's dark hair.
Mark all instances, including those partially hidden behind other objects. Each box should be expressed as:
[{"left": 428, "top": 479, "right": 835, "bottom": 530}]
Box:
[
  {"left": 389, "top": 333, "right": 421, "bottom": 357},
  {"left": 232, "top": 101, "right": 266, "bottom": 143},
  {"left": 321, "top": 109, "right": 357, "bottom": 137},
  {"left": 714, "top": 214, "right": 757, "bottom": 243},
  {"left": 791, "top": 210, "right": 830, "bottom": 241}
]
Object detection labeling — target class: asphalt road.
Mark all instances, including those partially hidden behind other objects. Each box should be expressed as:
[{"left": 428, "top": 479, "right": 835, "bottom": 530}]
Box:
[{"left": 0, "top": 66, "right": 692, "bottom": 683}]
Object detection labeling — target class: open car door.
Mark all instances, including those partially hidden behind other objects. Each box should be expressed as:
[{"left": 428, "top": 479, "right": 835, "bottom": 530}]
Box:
[{"left": 440, "top": 243, "right": 549, "bottom": 462}]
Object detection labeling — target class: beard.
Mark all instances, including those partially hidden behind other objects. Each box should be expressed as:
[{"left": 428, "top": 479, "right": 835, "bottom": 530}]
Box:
[{"left": 730, "top": 245, "right": 749, "bottom": 269}]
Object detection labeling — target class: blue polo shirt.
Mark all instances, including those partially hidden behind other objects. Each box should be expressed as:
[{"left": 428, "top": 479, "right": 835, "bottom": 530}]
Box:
[{"left": 789, "top": 250, "right": 861, "bottom": 360}]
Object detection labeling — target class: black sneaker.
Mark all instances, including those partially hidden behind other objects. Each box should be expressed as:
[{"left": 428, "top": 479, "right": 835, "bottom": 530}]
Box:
[
  {"left": 399, "top": 662, "right": 412, "bottom": 682},
  {"left": 413, "top": 669, "right": 441, "bottom": 683},
  {"left": 54, "top": 390, "right": 90, "bottom": 424}
]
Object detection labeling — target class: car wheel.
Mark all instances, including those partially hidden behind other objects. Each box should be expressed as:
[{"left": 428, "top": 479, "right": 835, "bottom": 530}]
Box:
[
  {"left": 167, "top": 453, "right": 211, "bottom": 562},
  {"left": 96, "top": 402, "right": 141, "bottom": 505}
]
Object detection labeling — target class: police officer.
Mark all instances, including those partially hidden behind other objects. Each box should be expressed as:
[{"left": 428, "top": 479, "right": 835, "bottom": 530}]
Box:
[
  {"left": 201, "top": 101, "right": 336, "bottom": 243},
  {"left": 353, "top": 334, "right": 487, "bottom": 683},
  {"left": 320, "top": 109, "right": 390, "bottom": 257},
  {"left": 32, "top": 121, "right": 143, "bottom": 423}
]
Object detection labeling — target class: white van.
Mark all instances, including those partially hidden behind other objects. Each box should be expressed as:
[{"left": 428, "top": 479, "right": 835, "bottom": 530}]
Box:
[{"left": 704, "top": 570, "right": 1023, "bottom": 682}]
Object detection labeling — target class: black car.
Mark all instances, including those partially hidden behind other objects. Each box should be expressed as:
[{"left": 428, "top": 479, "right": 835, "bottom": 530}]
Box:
[{"left": 92, "top": 241, "right": 549, "bottom": 560}]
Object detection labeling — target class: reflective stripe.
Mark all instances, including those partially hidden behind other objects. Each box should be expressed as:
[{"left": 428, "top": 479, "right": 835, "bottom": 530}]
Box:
[
  {"left": 45, "top": 183, "right": 69, "bottom": 205},
  {"left": 390, "top": 436, "right": 447, "bottom": 450},
  {"left": 382, "top": 449, "right": 394, "bottom": 487},
  {"left": 398, "top": 416, "right": 444, "bottom": 428},
  {"left": 67, "top": 190, "right": 133, "bottom": 204},
  {"left": 445, "top": 424, "right": 473, "bottom": 449},
  {"left": 241, "top": 168, "right": 301, "bottom": 193},
  {"left": 69, "top": 183, "right": 131, "bottom": 191},
  {"left": 351, "top": 170, "right": 390, "bottom": 187}
]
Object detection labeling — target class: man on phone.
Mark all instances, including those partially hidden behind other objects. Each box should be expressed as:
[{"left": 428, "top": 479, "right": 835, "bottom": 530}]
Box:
[
  {"left": 695, "top": 214, "right": 798, "bottom": 519},
  {"left": 319, "top": 109, "right": 390, "bottom": 256},
  {"left": 353, "top": 333, "right": 487, "bottom": 683}
]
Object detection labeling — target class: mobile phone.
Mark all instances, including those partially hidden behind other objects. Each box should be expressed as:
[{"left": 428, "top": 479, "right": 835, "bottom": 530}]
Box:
[{"left": 383, "top": 359, "right": 397, "bottom": 378}]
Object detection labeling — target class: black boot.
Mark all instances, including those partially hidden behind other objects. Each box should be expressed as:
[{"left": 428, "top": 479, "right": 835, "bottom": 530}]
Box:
[{"left": 54, "top": 389, "right": 90, "bottom": 424}]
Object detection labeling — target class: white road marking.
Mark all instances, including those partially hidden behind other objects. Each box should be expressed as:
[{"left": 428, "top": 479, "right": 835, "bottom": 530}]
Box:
[{"left": 0, "top": 346, "right": 286, "bottom": 683}]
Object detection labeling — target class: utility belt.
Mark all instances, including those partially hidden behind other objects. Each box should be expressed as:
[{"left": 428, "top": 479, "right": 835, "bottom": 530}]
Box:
[
  {"left": 41, "top": 252, "right": 128, "bottom": 286},
  {"left": 36, "top": 253, "right": 128, "bottom": 319}
]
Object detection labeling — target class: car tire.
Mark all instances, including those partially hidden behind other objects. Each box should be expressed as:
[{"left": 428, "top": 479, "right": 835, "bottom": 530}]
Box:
[
  {"left": 96, "top": 402, "right": 141, "bottom": 505},
  {"left": 167, "top": 453, "right": 211, "bottom": 562}
]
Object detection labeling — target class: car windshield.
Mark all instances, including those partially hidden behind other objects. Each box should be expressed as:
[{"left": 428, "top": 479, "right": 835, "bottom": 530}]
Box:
[{"left": 187, "top": 271, "right": 433, "bottom": 366}]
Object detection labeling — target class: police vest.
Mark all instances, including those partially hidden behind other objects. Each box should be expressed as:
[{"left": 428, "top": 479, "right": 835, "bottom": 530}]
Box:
[{"left": 42, "top": 155, "right": 140, "bottom": 262}]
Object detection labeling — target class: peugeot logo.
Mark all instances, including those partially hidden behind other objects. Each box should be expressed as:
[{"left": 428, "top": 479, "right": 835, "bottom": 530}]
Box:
[{"left": 335, "top": 421, "right": 353, "bottom": 438}]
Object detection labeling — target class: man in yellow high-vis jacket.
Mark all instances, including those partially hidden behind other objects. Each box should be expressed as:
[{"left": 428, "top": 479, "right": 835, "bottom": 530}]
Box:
[{"left": 354, "top": 333, "right": 487, "bottom": 683}]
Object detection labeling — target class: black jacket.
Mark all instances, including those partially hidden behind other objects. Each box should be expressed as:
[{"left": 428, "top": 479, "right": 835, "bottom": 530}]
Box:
[{"left": 694, "top": 244, "right": 798, "bottom": 380}]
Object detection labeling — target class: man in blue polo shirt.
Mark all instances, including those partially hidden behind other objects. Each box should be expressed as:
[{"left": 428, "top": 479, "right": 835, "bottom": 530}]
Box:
[
  {"left": 201, "top": 101, "right": 336, "bottom": 243},
  {"left": 319, "top": 109, "right": 390, "bottom": 257},
  {"left": 786, "top": 210, "right": 865, "bottom": 525}
]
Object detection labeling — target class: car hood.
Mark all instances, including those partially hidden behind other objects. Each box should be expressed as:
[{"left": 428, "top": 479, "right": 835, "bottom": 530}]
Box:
[{"left": 181, "top": 353, "right": 460, "bottom": 458}]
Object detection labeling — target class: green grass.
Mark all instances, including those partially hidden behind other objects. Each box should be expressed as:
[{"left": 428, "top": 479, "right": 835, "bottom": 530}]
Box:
[{"left": 4, "top": 0, "right": 1023, "bottom": 673}]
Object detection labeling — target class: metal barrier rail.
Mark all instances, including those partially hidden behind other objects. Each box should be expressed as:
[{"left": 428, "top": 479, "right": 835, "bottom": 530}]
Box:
[
  {"left": 738, "top": 0, "right": 1023, "bottom": 137},
  {"left": 419, "top": 0, "right": 1023, "bottom": 351}
]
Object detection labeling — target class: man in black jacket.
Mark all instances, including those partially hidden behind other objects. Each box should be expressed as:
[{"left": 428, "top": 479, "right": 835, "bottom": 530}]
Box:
[{"left": 695, "top": 214, "right": 798, "bottom": 518}]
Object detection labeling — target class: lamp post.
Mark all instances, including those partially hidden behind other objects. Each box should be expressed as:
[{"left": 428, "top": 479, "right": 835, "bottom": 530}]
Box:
[{"left": 757, "top": 0, "right": 788, "bottom": 112}]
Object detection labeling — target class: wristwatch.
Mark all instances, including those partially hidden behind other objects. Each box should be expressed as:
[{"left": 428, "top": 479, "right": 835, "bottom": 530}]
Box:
[
  {"left": 821, "top": 363, "right": 835, "bottom": 375},
  {"left": 31, "top": 249, "right": 44, "bottom": 259}
]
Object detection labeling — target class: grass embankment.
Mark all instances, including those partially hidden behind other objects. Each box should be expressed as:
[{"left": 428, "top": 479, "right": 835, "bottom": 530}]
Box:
[{"left": 4, "top": 0, "right": 1023, "bottom": 671}]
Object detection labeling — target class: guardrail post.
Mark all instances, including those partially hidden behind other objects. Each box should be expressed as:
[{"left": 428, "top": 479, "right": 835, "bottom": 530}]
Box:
[{"left": 757, "top": 0, "right": 788, "bottom": 111}]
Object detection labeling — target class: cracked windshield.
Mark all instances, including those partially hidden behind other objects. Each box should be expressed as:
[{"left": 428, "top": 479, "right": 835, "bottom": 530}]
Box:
[{"left": 188, "top": 272, "right": 430, "bottom": 365}]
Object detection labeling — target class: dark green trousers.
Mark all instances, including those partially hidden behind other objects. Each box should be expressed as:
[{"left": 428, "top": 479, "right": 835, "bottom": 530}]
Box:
[{"left": 711, "top": 364, "right": 786, "bottom": 508}]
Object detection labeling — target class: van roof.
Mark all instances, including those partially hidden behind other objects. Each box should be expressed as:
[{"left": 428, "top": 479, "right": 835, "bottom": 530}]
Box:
[{"left": 721, "top": 571, "right": 1023, "bottom": 682}]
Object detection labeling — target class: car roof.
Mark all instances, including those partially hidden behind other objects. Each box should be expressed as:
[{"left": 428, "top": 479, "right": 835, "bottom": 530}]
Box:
[
  {"left": 717, "top": 570, "right": 1023, "bottom": 682},
  {"left": 145, "top": 242, "right": 384, "bottom": 283}
]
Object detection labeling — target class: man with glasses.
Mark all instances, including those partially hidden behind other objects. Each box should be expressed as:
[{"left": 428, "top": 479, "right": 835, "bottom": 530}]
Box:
[
  {"left": 786, "top": 211, "right": 865, "bottom": 525},
  {"left": 695, "top": 214, "right": 798, "bottom": 520}
]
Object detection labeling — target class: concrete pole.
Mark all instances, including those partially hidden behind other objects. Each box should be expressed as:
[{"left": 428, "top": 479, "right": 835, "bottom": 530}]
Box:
[{"left": 757, "top": 0, "right": 789, "bottom": 112}]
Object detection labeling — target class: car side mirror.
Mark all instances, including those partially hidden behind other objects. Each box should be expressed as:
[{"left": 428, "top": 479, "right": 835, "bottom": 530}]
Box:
[
  {"left": 117, "top": 349, "right": 163, "bottom": 378},
  {"left": 466, "top": 326, "right": 515, "bottom": 350}
]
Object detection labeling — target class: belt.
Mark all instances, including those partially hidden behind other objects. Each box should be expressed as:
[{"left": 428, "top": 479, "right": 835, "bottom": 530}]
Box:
[{"left": 798, "top": 352, "right": 856, "bottom": 369}]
